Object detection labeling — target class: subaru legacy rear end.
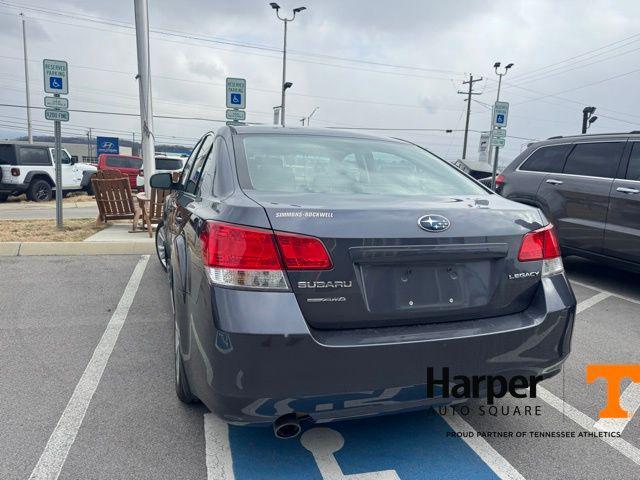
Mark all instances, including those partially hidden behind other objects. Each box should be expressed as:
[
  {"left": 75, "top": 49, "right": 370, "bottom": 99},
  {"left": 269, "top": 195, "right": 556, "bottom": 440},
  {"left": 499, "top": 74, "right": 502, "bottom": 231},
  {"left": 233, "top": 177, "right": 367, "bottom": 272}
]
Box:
[{"left": 172, "top": 127, "right": 576, "bottom": 434}]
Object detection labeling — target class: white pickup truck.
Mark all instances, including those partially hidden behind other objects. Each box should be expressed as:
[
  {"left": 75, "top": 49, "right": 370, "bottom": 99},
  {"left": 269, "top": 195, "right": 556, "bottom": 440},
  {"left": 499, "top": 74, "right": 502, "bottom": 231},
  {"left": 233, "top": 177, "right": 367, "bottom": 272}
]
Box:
[{"left": 0, "top": 143, "right": 97, "bottom": 202}]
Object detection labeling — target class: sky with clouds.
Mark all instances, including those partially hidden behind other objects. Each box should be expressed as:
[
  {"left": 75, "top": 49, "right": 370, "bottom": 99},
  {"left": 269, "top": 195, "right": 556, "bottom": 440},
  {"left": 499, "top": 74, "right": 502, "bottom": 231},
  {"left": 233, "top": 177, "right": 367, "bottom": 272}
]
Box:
[{"left": 0, "top": 0, "right": 639, "bottom": 162}]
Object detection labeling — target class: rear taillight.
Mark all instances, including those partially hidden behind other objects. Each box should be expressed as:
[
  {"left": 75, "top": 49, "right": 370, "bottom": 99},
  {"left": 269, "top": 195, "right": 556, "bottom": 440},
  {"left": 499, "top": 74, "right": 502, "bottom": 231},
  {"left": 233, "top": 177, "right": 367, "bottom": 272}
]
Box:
[
  {"left": 495, "top": 174, "right": 505, "bottom": 188},
  {"left": 275, "top": 231, "right": 333, "bottom": 270},
  {"left": 11, "top": 167, "right": 20, "bottom": 176},
  {"left": 199, "top": 221, "right": 331, "bottom": 290},
  {"left": 518, "top": 224, "right": 564, "bottom": 277}
]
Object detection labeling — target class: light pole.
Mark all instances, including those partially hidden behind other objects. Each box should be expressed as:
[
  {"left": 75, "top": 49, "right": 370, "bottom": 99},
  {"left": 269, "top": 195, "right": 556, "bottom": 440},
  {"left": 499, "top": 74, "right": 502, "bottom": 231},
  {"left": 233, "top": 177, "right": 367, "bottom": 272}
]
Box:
[
  {"left": 270, "top": 3, "right": 306, "bottom": 127},
  {"left": 490, "top": 61, "right": 513, "bottom": 191},
  {"left": 20, "top": 13, "right": 33, "bottom": 144}
]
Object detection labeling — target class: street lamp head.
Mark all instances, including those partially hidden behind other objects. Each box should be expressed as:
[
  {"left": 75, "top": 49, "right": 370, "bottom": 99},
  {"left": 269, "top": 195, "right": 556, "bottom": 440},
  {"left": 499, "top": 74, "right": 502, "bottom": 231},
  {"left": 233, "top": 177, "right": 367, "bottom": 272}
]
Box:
[
  {"left": 269, "top": 2, "right": 280, "bottom": 10},
  {"left": 293, "top": 6, "right": 307, "bottom": 13},
  {"left": 283, "top": 81, "right": 293, "bottom": 90},
  {"left": 589, "top": 116, "right": 598, "bottom": 124},
  {"left": 493, "top": 61, "right": 501, "bottom": 69},
  {"left": 506, "top": 63, "right": 514, "bottom": 69},
  {"left": 583, "top": 106, "right": 596, "bottom": 114}
]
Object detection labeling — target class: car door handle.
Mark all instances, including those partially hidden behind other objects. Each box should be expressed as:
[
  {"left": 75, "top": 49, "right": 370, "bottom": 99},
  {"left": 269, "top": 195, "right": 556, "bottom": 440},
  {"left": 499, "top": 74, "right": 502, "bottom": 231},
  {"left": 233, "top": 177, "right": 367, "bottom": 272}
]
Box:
[
  {"left": 617, "top": 186, "right": 640, "bottom": 194},
  {"left": 546, "top": 179, "right": 563, "bottom": 185}
]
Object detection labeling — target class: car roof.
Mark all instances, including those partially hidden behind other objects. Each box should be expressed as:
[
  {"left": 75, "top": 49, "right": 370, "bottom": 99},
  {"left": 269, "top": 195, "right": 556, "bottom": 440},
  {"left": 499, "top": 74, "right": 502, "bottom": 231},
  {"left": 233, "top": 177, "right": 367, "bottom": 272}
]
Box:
[
  {"left": 225, "top": 125, "right": 405, "bottom": 143},
  {"left": 529, "top": 131, "right": 640, "bottom": 148}
]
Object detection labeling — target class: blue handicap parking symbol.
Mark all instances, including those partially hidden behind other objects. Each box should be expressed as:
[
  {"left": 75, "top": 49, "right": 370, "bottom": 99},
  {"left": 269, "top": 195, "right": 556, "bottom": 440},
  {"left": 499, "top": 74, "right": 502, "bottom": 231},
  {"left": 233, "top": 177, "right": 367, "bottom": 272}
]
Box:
[
  {"left": 496, "top": 114, "right": 505, "bottom": 124},
  {"left": 49, "top": 76, "right": 63, "bottom": 90},
  {"left": 228, "top": 410, "right": 499, "bottom": 479},
  {"left": 230, "top": 93, "right": 242, "bottom": 105}
]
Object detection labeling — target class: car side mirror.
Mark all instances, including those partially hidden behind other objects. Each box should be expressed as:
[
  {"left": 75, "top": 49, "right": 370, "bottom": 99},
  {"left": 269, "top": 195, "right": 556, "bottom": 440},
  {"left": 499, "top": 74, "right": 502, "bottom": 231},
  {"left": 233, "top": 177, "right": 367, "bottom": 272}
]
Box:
[
  {"left": 150, "top": 172, "right": 179, "bottom": 190},
  {"left": 70, "top": 157, "right": 77, "bottom": 165}
]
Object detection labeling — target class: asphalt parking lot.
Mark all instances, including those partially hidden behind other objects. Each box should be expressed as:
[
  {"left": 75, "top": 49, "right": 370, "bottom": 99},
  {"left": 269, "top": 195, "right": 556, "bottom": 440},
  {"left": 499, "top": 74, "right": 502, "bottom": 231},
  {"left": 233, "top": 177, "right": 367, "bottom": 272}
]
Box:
[{"left": 2, "top": 255, "right": 639, "bottom": 480}]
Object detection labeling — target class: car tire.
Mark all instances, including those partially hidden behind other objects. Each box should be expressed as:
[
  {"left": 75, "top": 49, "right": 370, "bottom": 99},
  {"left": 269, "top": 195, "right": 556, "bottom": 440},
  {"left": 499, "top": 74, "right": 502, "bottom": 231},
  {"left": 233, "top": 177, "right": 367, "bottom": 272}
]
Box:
[
  {"left": 85, "top": 183, "right": 95, "bottom": 196},
  {"left": 171, "top": 271, "right": 197, "bottom": 404},
  {"left": 0, "top": 193, "right": 8, "bottom": 202},
  {"left": 156, "top": 221, "right": 168, "bottom": 272},
  {"left": 27, "top": 179, "right": 52, "bottom": 202}
]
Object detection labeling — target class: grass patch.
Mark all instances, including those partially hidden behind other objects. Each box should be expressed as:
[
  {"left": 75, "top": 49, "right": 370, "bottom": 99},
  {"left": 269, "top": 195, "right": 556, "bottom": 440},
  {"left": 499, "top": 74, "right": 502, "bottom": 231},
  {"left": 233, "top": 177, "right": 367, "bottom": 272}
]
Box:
[{"left": 0, "top": 218, "right": 105, "bottom": 242}]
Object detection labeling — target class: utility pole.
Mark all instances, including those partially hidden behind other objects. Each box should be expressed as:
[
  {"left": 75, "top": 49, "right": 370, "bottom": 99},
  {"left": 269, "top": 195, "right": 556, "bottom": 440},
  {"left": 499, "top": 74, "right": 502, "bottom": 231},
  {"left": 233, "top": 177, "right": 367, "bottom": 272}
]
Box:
[
  {"left": 20, "top": 13, "right": 33, "bottom": 144},
  {"left": 457, "top": 75, "right": 482, "bottom": 160},
  {"left": 132, "top": 132, "right": 135, "bottom": 155},
  {"left": 134, "top": 0, "right": 156, "bottom": 192},
  {"left": 582, "top": 106, "right": 597, "bottom": 134},
  {"left": 300, "top": 117, "right": 305, "bottom": 126},
  {"left": 270, "top": 3, "right": 306, "bottom": 127},
  {"left": 88, "top": 127, "right": 93, "bottom": 161},
  {"left": 86, "top": 130, "right": 90, "bottom": 161},
  {"left": 490, "top": 61, "right": 513, "bottom": 191},
  {"left": 306, "top": 106, "right": 319, "bottom": 126}
]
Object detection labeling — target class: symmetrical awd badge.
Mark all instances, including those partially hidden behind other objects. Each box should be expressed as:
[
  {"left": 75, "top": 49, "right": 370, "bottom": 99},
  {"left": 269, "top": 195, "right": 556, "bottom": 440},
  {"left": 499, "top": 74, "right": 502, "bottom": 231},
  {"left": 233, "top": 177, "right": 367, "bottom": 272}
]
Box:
[{"left": 418, "top": 214, "right": 451, "bottom": 232}]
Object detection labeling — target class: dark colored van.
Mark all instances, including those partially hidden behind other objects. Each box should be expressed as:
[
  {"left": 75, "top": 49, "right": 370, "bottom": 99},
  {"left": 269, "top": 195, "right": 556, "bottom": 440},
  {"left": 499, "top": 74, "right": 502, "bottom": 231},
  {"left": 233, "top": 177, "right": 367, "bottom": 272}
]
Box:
[
  {"left": 97, "top": 154, "right": 143, "bottom": 189},
  {"left": 497, "top": 132, "right": 640, "bottom": 270}
]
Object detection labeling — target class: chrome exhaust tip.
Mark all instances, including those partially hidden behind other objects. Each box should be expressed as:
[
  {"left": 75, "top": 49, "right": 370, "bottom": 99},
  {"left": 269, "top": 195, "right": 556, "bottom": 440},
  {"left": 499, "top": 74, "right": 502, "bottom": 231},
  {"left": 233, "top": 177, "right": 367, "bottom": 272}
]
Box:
[{"left": 273, "top": 413, "right": 301, "bottom": 439}]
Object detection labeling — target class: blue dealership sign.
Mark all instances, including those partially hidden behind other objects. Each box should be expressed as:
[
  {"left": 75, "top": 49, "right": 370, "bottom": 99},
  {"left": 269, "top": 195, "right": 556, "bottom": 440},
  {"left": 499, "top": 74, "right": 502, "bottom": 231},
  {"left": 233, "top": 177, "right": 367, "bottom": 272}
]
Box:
[{"left": 96, "top": 136, "right": 119, "bottom": 155}]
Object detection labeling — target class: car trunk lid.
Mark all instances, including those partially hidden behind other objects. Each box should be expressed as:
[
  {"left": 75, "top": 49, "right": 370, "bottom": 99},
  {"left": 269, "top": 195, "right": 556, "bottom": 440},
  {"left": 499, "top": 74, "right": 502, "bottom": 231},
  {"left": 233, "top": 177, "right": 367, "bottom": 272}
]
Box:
[{"left": 245, "top": 191, "right": 545, "bottom": 330}]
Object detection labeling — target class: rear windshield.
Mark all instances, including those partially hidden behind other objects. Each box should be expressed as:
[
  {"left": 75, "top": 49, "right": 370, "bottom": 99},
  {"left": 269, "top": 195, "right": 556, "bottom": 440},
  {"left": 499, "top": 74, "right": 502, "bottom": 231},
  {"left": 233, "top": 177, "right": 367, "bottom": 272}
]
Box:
[
  {"left": 239, "top": 135, "right": 486, "bottom": 196},
  {"left": 105, "top": 156, "right": 142, "bottom": 169},
  {"left": 155, "top": 158, "right": 183, "bottom": 170}
]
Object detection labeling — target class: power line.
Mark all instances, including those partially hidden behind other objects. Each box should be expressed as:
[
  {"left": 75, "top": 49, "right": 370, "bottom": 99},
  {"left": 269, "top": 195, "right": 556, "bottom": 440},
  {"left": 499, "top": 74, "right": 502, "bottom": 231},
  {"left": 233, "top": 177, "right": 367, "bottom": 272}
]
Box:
[
  {"left": 506, "top": 32, "right": 640, "bottom": 83},
  {"left": 0, "top": 2, "right": 467, "bottom": 77}
]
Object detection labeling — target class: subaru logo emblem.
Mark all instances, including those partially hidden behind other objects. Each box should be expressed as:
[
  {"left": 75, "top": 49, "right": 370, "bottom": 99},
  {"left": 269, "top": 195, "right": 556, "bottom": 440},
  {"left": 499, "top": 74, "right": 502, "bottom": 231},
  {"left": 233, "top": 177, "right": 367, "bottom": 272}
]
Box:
[{"left": 418, "top": 214, "right": 450, "bottom": 232}]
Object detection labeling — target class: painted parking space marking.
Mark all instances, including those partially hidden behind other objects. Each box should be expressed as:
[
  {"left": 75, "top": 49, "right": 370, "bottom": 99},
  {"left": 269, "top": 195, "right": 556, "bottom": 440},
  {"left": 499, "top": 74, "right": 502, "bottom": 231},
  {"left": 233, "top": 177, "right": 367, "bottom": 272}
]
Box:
[
  {"left": 440, "top": 413, "right": 525, "bottom": 480},
  {"left": 300, "top": 427, "right": 400, "bottom": 479},
  {"left": 536, "top": 385, "right": 640, "bottom": 466},
  {"left": 594, "top": 383, "right": 640, "bottom": 434},
  {"left": 204, "top": 413, "right": 235, "bottom": 480},
  {"left": 572, "top": 286, "right": 640, "bottom": 435},
  {"left": 575, "top": 291, "right": 611, "bottom": 314},
  {"left": 571, "top": 280, "right": 640, "bottom": 306},
  {"left": 28, "top": 255, "right": 149, "bottom": 480},
  {"left": 204, "top": 409, "right": 522, "bottom": 480}
]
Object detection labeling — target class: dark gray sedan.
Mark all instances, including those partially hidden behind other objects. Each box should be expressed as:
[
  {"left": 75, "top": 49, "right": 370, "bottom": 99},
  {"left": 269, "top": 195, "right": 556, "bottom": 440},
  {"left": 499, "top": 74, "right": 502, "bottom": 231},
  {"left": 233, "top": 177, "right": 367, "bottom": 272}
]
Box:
[{"left": 152, "top": 126, "right": 576, "bottom": 438}]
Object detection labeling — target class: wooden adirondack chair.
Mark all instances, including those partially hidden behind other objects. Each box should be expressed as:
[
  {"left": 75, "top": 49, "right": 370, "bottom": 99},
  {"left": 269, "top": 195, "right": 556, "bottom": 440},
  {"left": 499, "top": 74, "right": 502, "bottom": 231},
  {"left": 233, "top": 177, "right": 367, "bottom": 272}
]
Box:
[
  {"left": 91, "top": 175, "right": 141, "bottom": 230},
  {"left": 138, "top": 187, "right": 170, "bottom": 237}
]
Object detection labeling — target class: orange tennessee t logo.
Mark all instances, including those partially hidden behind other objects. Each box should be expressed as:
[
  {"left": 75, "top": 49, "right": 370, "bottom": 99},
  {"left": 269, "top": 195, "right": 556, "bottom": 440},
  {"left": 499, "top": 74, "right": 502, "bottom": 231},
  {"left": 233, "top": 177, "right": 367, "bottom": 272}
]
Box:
[{"left": 586, "top": 365, "right": 640, "bottom": 418}]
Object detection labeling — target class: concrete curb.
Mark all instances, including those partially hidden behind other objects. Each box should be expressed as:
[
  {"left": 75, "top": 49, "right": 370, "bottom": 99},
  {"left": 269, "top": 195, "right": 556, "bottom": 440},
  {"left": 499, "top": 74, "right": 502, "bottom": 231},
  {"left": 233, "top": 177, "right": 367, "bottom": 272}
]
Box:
[{"left": 0, "top": 241, "right": 155, "bottom": 256}]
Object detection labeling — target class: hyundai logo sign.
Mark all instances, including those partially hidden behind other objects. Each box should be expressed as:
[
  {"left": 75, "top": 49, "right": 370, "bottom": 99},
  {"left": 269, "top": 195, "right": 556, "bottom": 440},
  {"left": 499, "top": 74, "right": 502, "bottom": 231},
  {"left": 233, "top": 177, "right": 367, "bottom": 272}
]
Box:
[
  {"left": 418, "top": 214, "right": 451, "bottom": 232},
  {"left": 96, "top": 136, "right": 120, "bottom": 155}
]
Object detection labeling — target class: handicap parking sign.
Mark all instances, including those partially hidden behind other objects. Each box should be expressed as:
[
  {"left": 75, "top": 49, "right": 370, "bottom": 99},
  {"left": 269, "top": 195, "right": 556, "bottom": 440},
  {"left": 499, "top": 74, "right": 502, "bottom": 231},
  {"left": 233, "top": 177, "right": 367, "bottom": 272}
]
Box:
[
  {"left": 230, "top": 93, "right": 242, "bottom": 105},
  {"left": 49, "top": 77, "right": 63, "bottom": 90},
  {"left": 496, "top": 114, "right": 505, "bottom": 124},
  {"left": 223, "top": 410, "right": 500, "bottom": 479}
]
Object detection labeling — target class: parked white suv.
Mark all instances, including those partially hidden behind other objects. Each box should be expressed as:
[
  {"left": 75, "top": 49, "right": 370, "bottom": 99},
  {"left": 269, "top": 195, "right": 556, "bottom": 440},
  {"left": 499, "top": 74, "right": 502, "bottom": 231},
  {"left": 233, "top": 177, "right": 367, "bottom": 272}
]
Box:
[
  {"left": 0, "top": 143, "right": 97, "bottom": 202},
  {"left": 136, "top": 155, "right": 186, "bottom": 190}
]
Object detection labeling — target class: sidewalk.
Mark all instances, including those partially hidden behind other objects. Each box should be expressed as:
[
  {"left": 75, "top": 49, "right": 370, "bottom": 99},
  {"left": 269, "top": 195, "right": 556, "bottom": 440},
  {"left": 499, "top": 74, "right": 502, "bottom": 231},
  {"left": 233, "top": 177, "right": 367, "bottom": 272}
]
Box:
[{"left": 84, "top": 223, "right": 154, "bottom": 244}]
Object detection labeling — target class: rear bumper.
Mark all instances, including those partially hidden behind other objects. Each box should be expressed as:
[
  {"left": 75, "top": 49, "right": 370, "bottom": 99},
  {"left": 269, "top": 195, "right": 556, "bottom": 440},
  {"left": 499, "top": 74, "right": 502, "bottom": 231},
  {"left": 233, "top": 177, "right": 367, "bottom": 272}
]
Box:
[
  {"left": 184, "top": 273, "right": 576, "bottom": 425},
  {"left": 0, "top": 181, "right": 27, "bottom": 195}
]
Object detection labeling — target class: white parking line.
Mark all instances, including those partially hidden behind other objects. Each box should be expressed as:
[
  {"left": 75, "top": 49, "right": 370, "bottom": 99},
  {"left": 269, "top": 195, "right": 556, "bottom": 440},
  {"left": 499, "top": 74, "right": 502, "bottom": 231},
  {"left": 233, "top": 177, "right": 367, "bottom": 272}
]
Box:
[
  {"left": 594, "top": 382, "right": 640, "bottom": 434},
  {"left": 530, "top": 287, "right": 640, "bottom": 466},
  {"left": 571, "top": 280, "right": 640, "bottom": 306},
  {"left": 440, "top": 414, "right": 525, "bottom": 480},
  {"left": 576, "top": 291, "right": 611, "bottom": 314},
  {"left": 28, "top": 255, "right": 149, "bottom": 480},
  {"left": 204, "top": 413, "right": 235, "bottom": 480},
  {"left": 536, "top": 385, "right": 640, "bottom": 466}
]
